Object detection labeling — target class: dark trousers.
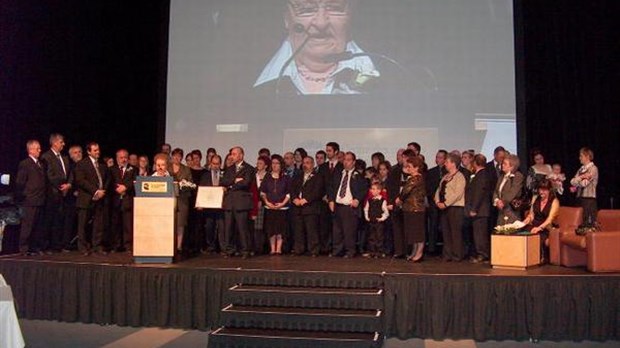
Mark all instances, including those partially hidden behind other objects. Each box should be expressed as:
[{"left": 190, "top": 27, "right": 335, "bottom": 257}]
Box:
[
  {"left": 284, "top": 210, "right": 294, "bottom": 254},
  {"left": 203, "top": 210, "right": 224, "bottom": 252},
  {"left": 425, "top": 204, "right": 441, "bottom": 253},
  {"left": 110, "top": 206, "right": 133, "bottom": 250},
  {"left": 76, "top": 202, "right": 105, "bottom": 252},
  {"left": 292, "top": 210, "right": 320, "bottom": 255},
  {"left": 580, "top": 197, "right": 597, "bottom": 225},
  {"left": 470, "top": 216, "right": 489, "bottom": 258},
  {"left": 392, "top": 209, "right": 406, "bottom": 256},
  {"left": 357, "top": 220, "right": 368, "bottom": 253},
  {"left": 461, "top": 216, "right": 474, "bottom": 257},
  {"left": 383, "top": 216, "right": 394, "bottom": 255},
  {"left": 332, "top": 204, "right": 358, "bottom": 256},
  {"left": 19, "top": 205, "right": 43, "bottom": 252},
  {"left": 440, "top": 206, "right": 465, "bottom": 261},
  {"left": 224, "top": 209, "right": 249, "bottom": 254},
  {"left": 63, "top": 202, "right": 77, "bottom": 249},
  {"left": 318, "top": 201, "right": 332, "bottom": 253},
  {"left": 42, "top": 193, "right": 67, "bottom": 251},
  {"left": 366, "top": 222, "right": 385, "bottom": 254}
]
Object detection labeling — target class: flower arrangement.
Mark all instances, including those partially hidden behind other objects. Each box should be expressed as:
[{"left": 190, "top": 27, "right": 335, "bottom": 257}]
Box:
[
  {"left": 494, "top": 220, "right": 526, "bottom": 235},
  {"left": 178, "top": 179, "right": 197, "bottom": 191}
]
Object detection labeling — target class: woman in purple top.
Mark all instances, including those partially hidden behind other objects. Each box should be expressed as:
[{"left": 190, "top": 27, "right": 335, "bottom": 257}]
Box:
[{"left": 260, "top": 154, "right": 291, "bottom": 255}]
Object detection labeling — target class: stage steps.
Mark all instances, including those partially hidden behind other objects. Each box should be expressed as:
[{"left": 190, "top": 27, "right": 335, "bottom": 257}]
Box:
[{"left": 208, "top": 276, "right": 385, "bottom": 348}]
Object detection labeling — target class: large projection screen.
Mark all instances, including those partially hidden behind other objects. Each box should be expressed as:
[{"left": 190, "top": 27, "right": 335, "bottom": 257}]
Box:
[{"left": 166, "top": 0, "right": 516, "bottom": 163}]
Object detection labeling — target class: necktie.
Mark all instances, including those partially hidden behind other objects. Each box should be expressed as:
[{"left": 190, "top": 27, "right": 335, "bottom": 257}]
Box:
[
  {"left": 120, "top": 166, "right": 125, "bottom": 179},
  {"left": 94, "top": 161, "right": 103, "bottom": 189},
  {"left": 330, "top": 162, "right": 334, "bottom": 171},
  {"left": 57, "top": 153, "right": 67, "bottom": 177},
  {"left": 339, "top": 170, "right": 349, "bottom": 199},
  {"left": 212, "top": 170, "right": 219, "bottom": 186}
]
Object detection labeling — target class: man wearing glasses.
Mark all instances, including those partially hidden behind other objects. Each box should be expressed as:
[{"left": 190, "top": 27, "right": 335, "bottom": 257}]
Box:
[{"left": 254, "top": 0, "right": 380, "bottom": 95}]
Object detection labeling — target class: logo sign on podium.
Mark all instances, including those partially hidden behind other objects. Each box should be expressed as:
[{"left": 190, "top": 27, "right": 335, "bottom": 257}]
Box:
[{"left": 135, "top": 176, "right": 175, "bottom": 197}]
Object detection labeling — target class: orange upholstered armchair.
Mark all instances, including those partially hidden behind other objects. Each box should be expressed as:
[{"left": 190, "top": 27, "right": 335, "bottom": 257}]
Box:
[
  {"left": 559, "top": 209, "right": 620, "bottom": 272},
  {"left": 548, "top": 207, "right": 583, "bottom": 265}
]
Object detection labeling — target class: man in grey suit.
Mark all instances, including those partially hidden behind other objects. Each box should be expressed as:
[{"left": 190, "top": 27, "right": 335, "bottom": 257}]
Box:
[
  {"left": 40, "top": 133, "right": 72, "bottom": 252},
  {"left": 220, "top": 147, "right": 255, "bottom": 258},
  {"left": 492, "top": 154, "right": 525, "bottom": 225}
]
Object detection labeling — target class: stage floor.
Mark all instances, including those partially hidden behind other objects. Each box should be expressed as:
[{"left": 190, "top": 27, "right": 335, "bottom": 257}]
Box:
[
  {"left": 1, "top": 251, "right": 615, "bottom": 277},
  {"left": 2, "top": 250, "right": 620, "bottom": 341}
]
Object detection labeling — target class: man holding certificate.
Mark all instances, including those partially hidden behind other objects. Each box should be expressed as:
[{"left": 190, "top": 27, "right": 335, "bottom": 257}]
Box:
[
  {"left": 220, "top": 147, "right": 256, "bottom": 259},
  {"left": 197, "top": 154, "right": 225, "bottom": 254}
]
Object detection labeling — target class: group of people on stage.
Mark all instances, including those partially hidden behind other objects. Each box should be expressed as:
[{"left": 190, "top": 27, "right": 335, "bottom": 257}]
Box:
[{"left": 14, "top": 133, "right": 599, "bottom": 264}]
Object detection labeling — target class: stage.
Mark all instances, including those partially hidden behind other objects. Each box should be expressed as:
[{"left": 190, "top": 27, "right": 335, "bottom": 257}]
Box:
[{"left": 1, "top": 252, "right": 619, "bottom": 342}]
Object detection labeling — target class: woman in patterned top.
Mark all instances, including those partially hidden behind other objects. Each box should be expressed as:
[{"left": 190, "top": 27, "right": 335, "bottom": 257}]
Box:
[{"left": 399, "top": 156, "right": 427, "bottom": 262}]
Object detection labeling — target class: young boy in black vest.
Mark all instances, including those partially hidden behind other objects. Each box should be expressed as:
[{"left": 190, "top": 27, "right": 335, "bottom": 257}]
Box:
[{"left": 363, "top": 182, "right": 389, "bottom": 258}]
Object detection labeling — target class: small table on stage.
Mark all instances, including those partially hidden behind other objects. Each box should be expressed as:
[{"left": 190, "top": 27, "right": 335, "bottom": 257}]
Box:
[{"left": 491, "top": 232, "right": 541, "bottom": 270}]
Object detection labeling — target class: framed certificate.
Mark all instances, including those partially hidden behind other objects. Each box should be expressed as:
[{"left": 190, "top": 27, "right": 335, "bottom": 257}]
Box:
[{"left": 195, "top": 186, "right": 224, "bottom": 209}]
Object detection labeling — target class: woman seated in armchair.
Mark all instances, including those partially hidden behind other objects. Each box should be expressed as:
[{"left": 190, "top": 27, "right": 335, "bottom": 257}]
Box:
[{"left": 522, "top": 179, "right": 560, "bottom": 263}]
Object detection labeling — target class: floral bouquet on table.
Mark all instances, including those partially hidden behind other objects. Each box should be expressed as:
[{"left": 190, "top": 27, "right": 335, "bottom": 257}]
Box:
[
  {"left": 494, "top": 220, "right": 526, "bottom": 235},
  {"left": 178, "top": 179, "right": 197, "bottom": 192}
]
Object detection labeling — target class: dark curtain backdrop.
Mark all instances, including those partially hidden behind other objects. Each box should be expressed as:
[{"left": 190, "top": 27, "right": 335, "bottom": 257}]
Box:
[
  {"left": 516, "top": 0, "right": 620, "bottom": 209},
  {"left": 2, "top": 0, "right": 619, "bottom": 207},
  {"left": 0, "top": 0, "right": 169, "bottom": 182}
]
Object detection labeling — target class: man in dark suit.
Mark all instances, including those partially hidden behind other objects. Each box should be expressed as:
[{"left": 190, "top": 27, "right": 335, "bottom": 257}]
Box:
[
  {"left": 109, "top": 149, "right": 136, "bottom": 252},
  {"left": 198, "top": 154, "right": 225, "bottom": 253},
  {"left": 317, "top": 142, "right": 343, "bottom": 254},
  {"left": 328, "top": 152, "right": 367, "bottom": 258},
  {"left": 15, "top": 140, "right": 46, "bottom": 255},
  {"left": 40, "top": 133, "right": 72, "bottom": 252},
  {"left": 220, "top": 146, "right": 255, "bottom": 258},
  {"left": 485, "top": 146, "right": 507, "bottom": 192},
  {"left": 424, "top": 149, "right": 448, "bottom": 256},
  {"left": 75, "top": 142, "right": 109, "bottom": 255},
  {"left": 465, "top": 154, "right": 492, "bottom": 262},
  {"left": 291, "top": 156, "right": 325, "bottom": 256},
  {"left": 485, "top": 146, "right": 507, "bottom": 236}
]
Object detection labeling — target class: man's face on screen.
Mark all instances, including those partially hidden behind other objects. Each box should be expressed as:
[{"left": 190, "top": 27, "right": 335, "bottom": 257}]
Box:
[{"left": 285, "top": 0, "right": 351, "bottom": 68}]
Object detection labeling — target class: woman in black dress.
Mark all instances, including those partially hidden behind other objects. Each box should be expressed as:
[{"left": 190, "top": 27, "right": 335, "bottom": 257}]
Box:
[
  {"left": 260, "top": 155, "right": 291, "bottom": 255},
  {"left": 522, "top": 179, "right": 560, "bottom": 263}
]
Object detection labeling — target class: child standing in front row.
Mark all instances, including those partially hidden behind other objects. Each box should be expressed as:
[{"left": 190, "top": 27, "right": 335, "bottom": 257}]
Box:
[{"left": 364, "top": 182, "right": 390, "bottom": 258}]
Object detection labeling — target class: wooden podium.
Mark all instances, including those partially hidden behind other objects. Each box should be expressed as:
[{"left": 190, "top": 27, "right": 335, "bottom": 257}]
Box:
[
  {"left": 133, "top": 176, "right": 176, "bottom": 264},
  {"left": 491, "top": 233, "right": 541, "bottom": 270}
]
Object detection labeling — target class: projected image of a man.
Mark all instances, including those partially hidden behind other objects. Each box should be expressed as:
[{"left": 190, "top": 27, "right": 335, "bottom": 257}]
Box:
[{"left": 254, "top": 0, "right": 379, "bottom": 95}]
